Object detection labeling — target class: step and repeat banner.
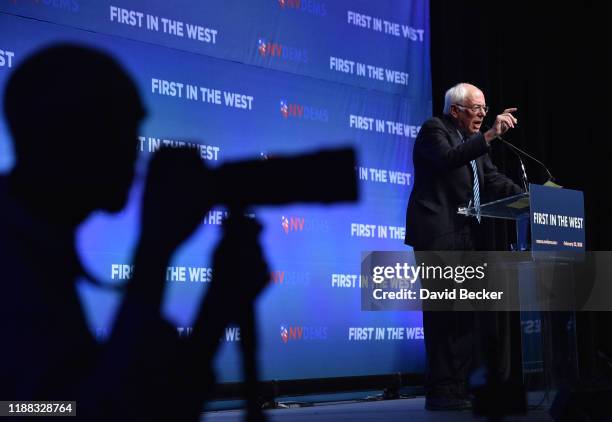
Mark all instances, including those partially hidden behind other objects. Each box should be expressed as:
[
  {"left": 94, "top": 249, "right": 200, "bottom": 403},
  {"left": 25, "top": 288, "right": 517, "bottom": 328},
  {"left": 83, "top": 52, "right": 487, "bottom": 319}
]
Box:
[{"left": 0, "top": 1, "right": 430, "bottom": 382}]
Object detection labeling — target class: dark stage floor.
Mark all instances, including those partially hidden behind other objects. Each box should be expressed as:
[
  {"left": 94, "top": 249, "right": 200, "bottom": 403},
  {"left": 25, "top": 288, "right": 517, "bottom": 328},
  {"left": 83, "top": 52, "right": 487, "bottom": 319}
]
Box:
[{"left": 203, "top": 395, "right": 554, "bottom": 422}]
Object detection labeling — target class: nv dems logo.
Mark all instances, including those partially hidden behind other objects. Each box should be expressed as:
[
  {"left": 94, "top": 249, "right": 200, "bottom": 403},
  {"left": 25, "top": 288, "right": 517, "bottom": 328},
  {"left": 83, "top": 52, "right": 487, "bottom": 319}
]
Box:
[
  {"left": 282, "top": 216, "right": 304, "bottom": 234},
  {"left": 10, "top": 0, "right": 79, "bottom": 12},
  {"left": 257, "top": 38, "right": 308, "bottom": 64},
  {"left": 280, "top": 325, "right": 328, "bottom": 343},
  {"left": 280, "top": 99, "right": 328, "bottom": 122},
  {"left": 281, "top": 216, "right": 329, "bottom": 234},
  {"left": 278, "top": 0, "right": 327, "bottom": 17},
  {"left": 270, "top": 270, "right": 311, "bottom": 286}
]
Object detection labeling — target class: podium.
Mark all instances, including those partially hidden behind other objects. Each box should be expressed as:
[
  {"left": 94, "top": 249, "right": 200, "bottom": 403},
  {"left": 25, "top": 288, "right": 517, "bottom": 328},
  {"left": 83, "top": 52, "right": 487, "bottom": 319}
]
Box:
[
  {"left": 458, "top": 183, "right": 585, "bottom": 412},
  {"left": 459, "top": 183, "right": 585, "bottom": 253}
]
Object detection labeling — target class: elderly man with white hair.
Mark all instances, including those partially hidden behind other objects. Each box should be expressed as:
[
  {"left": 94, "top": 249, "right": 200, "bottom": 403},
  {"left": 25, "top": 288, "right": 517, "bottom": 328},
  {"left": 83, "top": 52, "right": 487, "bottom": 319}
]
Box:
[{"left": 405, "top": 83, "right": 523, "bottom": 410}]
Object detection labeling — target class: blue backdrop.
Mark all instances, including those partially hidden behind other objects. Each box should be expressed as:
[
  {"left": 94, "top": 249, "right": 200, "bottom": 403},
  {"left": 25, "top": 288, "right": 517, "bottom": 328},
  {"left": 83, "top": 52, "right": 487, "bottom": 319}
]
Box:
[{"left": 0, "top": 0, "right": 430, "bottom": 382}]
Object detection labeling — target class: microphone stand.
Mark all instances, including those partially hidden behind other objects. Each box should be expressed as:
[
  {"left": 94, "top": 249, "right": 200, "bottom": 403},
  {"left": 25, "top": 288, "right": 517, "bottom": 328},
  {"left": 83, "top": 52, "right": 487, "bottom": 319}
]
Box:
[
  {"left": 497, "top": 135, "right": 556, "bottom": 185},
  {"left": 499, "top": 137, "right": 530, "bottom": 192}
]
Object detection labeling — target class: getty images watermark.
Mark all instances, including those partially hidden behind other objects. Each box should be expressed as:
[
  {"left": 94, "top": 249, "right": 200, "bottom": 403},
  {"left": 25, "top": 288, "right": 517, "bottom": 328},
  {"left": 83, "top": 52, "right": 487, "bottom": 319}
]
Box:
[{"left": 361, "top": 251, "right": 612, "bottom": 311}]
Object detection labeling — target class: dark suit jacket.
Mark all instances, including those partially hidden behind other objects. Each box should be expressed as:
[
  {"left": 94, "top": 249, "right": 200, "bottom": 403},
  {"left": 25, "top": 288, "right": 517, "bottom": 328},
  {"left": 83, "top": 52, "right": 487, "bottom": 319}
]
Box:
[{"left": 404, "top": 115, "right": 523, "bottom": 249}]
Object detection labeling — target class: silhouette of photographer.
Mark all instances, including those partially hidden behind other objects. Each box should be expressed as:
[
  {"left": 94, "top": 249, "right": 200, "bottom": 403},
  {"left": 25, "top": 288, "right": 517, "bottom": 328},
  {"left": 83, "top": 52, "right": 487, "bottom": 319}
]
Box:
[{"left": 0, "top": 44, "right": 270, "bottom": 420}]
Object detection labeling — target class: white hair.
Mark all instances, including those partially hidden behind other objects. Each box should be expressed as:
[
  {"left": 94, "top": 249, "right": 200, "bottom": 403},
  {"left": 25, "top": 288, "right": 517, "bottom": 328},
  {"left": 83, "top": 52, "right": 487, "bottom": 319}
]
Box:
[{"left": 443, "top": 83, "right": 471, "bottom": 115}]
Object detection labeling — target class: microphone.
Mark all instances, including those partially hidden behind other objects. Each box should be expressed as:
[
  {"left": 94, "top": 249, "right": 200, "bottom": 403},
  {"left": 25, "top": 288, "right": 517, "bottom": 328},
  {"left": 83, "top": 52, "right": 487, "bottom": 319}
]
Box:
[
  {"left": 483, "top": 123, "right": 555, "bottom": 186},
  {"left": 497, "top": 135, "right": 555, "bottom": 184},
  {"left": 504, "top": 140, "right": 530, "bottom": 192}
]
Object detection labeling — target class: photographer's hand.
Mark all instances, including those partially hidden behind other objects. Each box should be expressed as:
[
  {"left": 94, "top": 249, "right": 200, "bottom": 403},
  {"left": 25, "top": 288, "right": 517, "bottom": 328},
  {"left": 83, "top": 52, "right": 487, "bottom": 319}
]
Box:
[{"left": 130, "top": 147, "right": 213, "bottom": 307}]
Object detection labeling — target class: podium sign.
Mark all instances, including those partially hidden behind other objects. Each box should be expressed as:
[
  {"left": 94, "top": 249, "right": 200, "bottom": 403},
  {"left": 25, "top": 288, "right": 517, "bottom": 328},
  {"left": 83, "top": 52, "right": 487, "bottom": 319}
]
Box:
[{"left": 529, "top": 184, "right": 585, "bottom": 252}]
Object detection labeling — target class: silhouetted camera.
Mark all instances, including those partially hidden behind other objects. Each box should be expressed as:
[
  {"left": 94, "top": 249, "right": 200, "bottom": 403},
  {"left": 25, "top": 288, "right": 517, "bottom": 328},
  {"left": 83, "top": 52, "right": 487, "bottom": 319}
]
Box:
[{"left": 211, "top": 147, "right": 358, "bottom": 207}]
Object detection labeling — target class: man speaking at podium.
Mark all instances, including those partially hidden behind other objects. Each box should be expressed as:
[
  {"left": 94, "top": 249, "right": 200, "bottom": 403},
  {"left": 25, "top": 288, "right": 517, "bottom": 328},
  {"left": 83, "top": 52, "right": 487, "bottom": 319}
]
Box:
[{"left": 404, "top": 83, "right": 523, "bottom": 410}]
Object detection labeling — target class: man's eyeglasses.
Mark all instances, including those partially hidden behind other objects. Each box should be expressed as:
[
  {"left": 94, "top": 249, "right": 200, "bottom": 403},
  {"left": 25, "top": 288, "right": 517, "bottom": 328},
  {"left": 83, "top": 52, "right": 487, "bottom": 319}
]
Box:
[{"left": 453, "top": 104, "right": 489, "bottom": 114}]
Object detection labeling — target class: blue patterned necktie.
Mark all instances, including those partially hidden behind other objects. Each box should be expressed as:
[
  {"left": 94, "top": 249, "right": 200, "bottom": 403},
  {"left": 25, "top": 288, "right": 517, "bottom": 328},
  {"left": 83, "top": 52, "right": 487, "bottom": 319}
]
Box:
[
  {"left": 470, "top": 158, "right": 481, "bottom": 223},
  {"left": 461, "top": 132, "right": 481, "bottom": 223}
]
